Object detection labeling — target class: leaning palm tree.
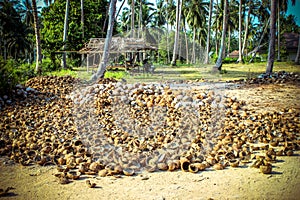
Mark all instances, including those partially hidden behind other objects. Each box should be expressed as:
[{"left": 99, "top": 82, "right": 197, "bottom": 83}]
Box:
[
  {"left": 237, "top": 0, "right": 243, "bottom": 63},
  {"left": 266, "top": 0, "right": 276, "bottom": 74},
  {"left": 91, "top": 0, "right": 117, "bottom": 81},
  {"left": 214, "top": 0, "right": 228, "bottom": 71},
  {"left": 32, "top": 0, "right": 42, "bottom": 73},
  {"left": 241, "top": 0, "right": 253, "bottom": 55},
  {"left": 61, "top": 0, "right": 70, "bottom": 69},
  {"left": 171, "top": 0, "right": 182, "bottom": 66},
  {"left": 204, "top": 0, "right": 213, "bottom": 64}
]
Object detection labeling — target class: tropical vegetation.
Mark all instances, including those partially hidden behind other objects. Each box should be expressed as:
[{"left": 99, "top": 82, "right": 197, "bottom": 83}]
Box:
[{"left": 0, "top": 0, "right": 299, "bottom": 89}]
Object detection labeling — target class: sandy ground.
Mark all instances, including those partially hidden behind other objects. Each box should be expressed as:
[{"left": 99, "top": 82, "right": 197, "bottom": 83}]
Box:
[
  {"left": 0, "top": 153, "right": 299, "bottom": 200},
  {"left": 0, "top": 82, "right": 299, "bottom": 200}
]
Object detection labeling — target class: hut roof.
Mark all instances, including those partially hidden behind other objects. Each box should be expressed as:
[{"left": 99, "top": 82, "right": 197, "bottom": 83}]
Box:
[{"left": 79, "top": 37, "right": 157, "bottom": 54}]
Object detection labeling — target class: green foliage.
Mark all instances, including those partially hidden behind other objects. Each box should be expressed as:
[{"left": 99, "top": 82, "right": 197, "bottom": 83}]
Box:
[
  {"left": 0, "top": 0, "right": 33, "bottom": 61},
  {"left": 223, "top": 57, "right": 238, "bottom": 64},
  {"left": 41, "top": 0, "right": 109, "bottom": 68},
  {"left": 44, "top": 68, "right": 77, "bottom": 77},
  {"left": 0, "top": 58, "right": 18, "bottom": 95},
  {"left": 40, "top": 58, "right": 60, "bottom": 72},
  {"left": 0, "top": 58, "right": 36, "bottom": 95},
  {"left": 104, "top": 70, "right": 128, "bottom": 80},
  {"left": 244, "top": 56, "right": 262, "bottom": 63}
]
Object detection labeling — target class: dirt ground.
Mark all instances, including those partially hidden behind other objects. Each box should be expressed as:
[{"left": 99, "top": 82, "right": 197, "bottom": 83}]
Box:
[{"left": 0, "top": 82, "right": 300, "bottom": 200}]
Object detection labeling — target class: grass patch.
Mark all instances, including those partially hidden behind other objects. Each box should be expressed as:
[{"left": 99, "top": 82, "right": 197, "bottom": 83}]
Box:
[
  {"left": 44, "top": 62, "right": 300, "bottom": 83},
  {"left": 44, "top": 69, "right": 78, "bottom": 77},
  {"left": 104, "top": 70, "right": 129, "bottom": 79}
]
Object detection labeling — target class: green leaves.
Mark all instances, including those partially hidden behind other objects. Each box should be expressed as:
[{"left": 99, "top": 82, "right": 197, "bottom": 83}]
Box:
[{"left": 40, "top": 0, "right": 108, "bottom": 67}]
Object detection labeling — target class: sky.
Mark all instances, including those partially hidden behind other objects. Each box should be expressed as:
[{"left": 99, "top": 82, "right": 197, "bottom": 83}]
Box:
[
  {"left": 116, "top": 0, "right": 300, "bottom": 26},
  {"left": 41, "top": 0, "right": 300, "bottom": 26},
  {"left": 286, "top": 1, "right": 300, "bottom": 26}
]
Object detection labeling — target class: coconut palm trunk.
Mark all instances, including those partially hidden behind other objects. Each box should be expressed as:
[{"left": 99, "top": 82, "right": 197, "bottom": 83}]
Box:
[
  {"left": 91, "top": 0, "right": 117, "bottom": 81},
  {"left": 215, "top": 0, "right": 219, "bottom": 57},
  {"left": 183, "top": 20, "right": 189, "bottom": 64},
  {"left": 277, "top": 0, "right": 280, "bottom": 61},
  {"left": 171, "top": 0, "right": 182, "bottom": 66},
  {"left": 61, "top": 0, "right": 70, "bottom": 69},
  {"left": 192, "top": 28, "right": 196, "bottom": 64},
  {"left": 238, "top": 0, "right": 243, "bottom": 63},
  {"left": 266, "top": 0, "right": 276, "bottom": 75},
  {"left": 81, "top": 0, "right": 84, "bottom": 64},
  {"left": 249, "top": 17, "right": 270, "bottom": 63},
  {"left": 131, "top": 0, "right": 135, "bottom": 38},
  {"left": 295, "top": 34, "right": 300, "bottom": 64},
  {"left": 214, "top": 0, "right": 228, "bottom": 70},
  {"left": 204, "top": 0, "right": 213, "bottom": 64},
  {"left": 32, "top": 0, "right": 42, "bottom": 73},
  {"left": 242, "top": 0, "right": 251, "bottom": 55}
]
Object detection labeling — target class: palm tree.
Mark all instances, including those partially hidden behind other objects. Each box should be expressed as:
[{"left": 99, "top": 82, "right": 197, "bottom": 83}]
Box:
[
  {"left": 266, "top": 0, "right": 276, "bottom": 74},
  {"left": 171, "top": 0, "right": 182, "bottom": 66},
  {"left": 32, "top": 0, "right": 42, "bottom": 73},
  {"left": 226, "top": 0, "right": 237, "bottom": 57},
  {"left": 249, "top": 17, "right": 270, "bottom": 63},
  {"left": 241, "top": 0, "right": 252, "bottom": 55},
  {"left": 61, "top": 0, "right": 70, "bottom": 69},
  {"left": 81, "top": 0, "right": 84, "bottom": 63},
  {"left": 184, "top": 0, "right": 208, "bottom": 64},
  {"left": 204, "top": 0, "right": 213, "bottom": 64},
  {"left": 165, "top": 0, "right": 176, "bottom": 63},
  {"left": 92, "top": 0, "right": 117, "bottom": 80},
  {"left": 130, "top": 0, "right": 135, "bottom": 37},
  {"left": 238, "top": 0, "right": 243, "bottom": 63},
  {"left": 18, "top": 0, "right": 34, "bottom": 27},
  {"left": 214, "top": 0, "right": 228, "bottom": 70},
  {"left": 295, "top": 34, "right": 300, "bottom": 64},
  {"left": 81, "top": 0, "right": 84, "bottom": 39}
]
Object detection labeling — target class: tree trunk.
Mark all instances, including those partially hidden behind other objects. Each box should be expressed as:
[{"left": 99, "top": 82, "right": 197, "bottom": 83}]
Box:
[
  {"left": 227, "top": 26, "right": 231, "bottom": 56},
  {"left": 166, "top": 0, "right": 170, "bottom": 64},
  {"left": 32, "top": 0, "right": 42, "bottom": 74},
  {"left": 295, "top": 34, "right": 300, "bottom": 64},
  {"left": 277, "top": 0, "right": 280, "bottom": 61},
  {"left": 61, "top": 0, "right": 70, "bottom": 69},
  {"left": 81, "top": 0, "right": 85, "bottom": 64},
  {"left": 214, "top": 0, "right": 228, "bottom": 70},
  {"left": 249, "top": 17, "right": 270, "bottom": 63},
  {"left": 171, "top": 0, "right": 182, "bottom": 66},
  {"left": 242, "top": 0, "right": 251, "bottom": 55},
  {"left": 238, "top": 0, "right": 243, "bottom": 63},
  {"left": 266, "top": 0, "right": 276, "bottom": 75},
  {"left": 91, "top": 0, "right": 117, "bottom": 81},
  {"left": 192, "top": 28, "right": 196, "bottom": 64},
  {"left": 116, "top": 0, "right": 126, "bottom": 18},
  {"left": 183, "top": 20, "right": 189, "bottom": 64},
  {"left": 166, "top": 21, "right": 170, "bottom": 64},
  {"left": 131, "top": 0, "right": 135, "bottom": 38},
  {"left": 138, "top": 0, "right": 142, "bottom": 38},
  {"left": 215, "top": 0, "right": 219, "bottom": 57},
  {"left": 204, "top": 0, "right": 213, "bottom": 64}
]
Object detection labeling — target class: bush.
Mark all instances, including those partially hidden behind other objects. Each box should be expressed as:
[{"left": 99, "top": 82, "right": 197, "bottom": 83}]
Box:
[
  {"left": 0, "top": 58, "right": 38, "bottom": 95},
  {"left": 41, "top": 58, "right": 60, "bottom": 72},
  {"left": 223, "top": 57, "right": 238, "bottom": 64},
  {"left": 0, "top": 58, "right": 21, "bottom": 95}
]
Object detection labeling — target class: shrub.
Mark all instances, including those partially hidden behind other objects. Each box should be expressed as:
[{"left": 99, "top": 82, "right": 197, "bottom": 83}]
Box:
[{"left": 0, "top": 58, "right": 20, "bottom": 95}]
